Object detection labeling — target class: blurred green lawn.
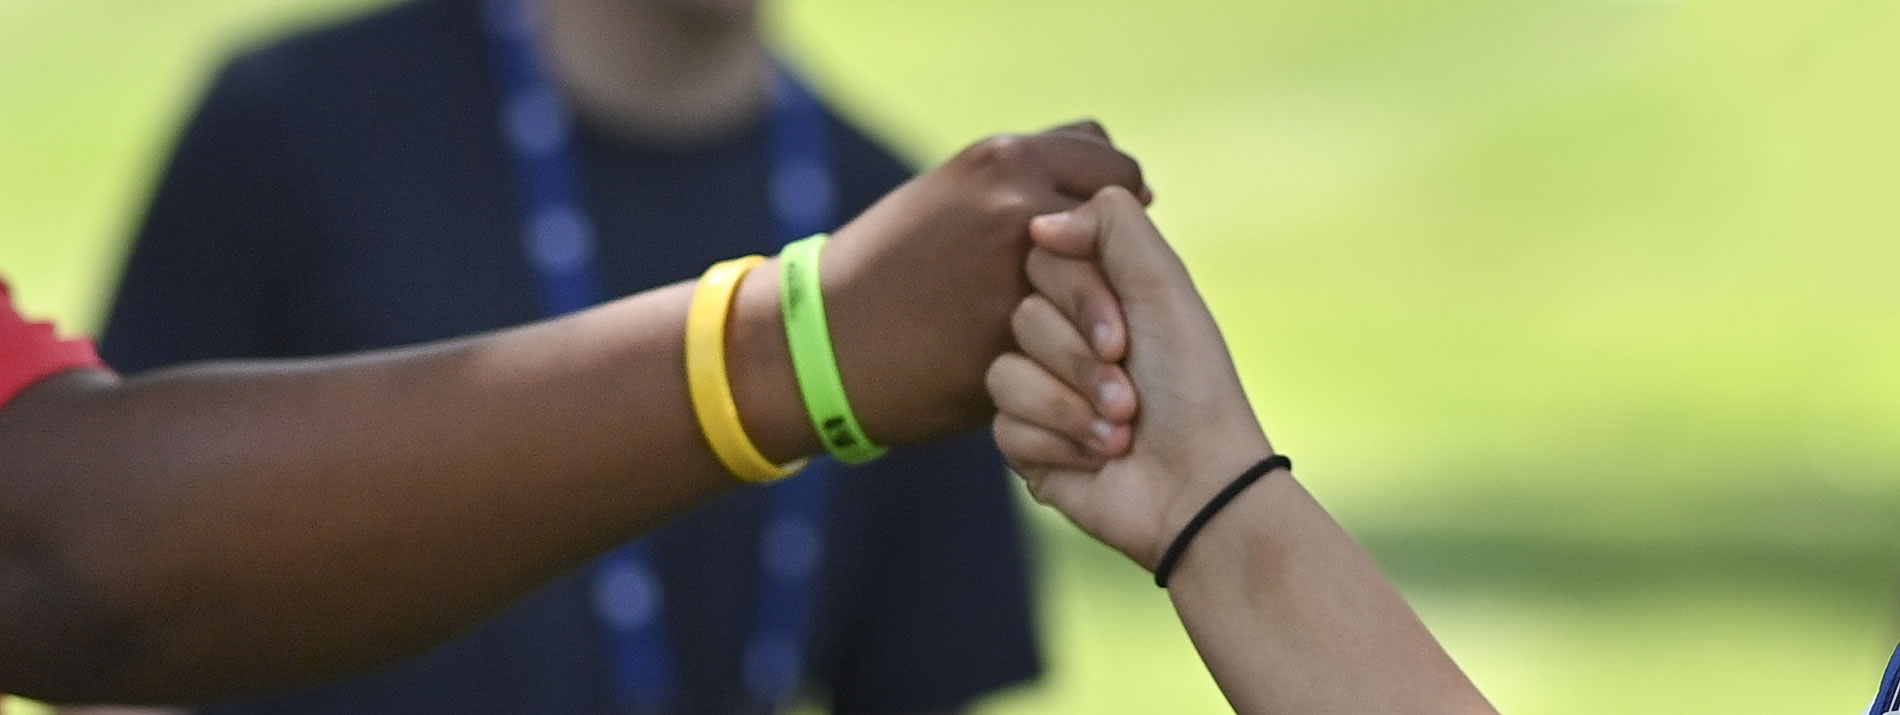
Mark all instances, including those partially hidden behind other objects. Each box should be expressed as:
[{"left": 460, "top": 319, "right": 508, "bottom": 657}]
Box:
[{"left": 7, "top": 0, "right": 1900, "bottom": 712}]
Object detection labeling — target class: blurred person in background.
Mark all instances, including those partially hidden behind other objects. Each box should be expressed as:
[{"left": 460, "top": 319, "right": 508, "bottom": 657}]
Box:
[
  {"left": 91, "top": 0, "right": 1044, "bottom": 713},
  {"left": 2, "top": 129, "right": 1146, "bottom": 709}
]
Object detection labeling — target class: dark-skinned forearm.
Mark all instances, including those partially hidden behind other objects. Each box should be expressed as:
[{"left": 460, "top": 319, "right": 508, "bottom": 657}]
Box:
[{"left": 0, "top": 271, "right": 817, "bottom": 702}]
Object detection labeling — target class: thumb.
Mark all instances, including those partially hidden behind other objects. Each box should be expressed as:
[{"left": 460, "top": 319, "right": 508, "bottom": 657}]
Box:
[{"left": 1028, "top": 186, "right": 1191, "bottom": 309}]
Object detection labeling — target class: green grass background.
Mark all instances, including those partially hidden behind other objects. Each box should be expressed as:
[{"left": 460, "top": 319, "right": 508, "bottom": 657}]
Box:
[{"left": 7, "top": 0, "right": 1900, "bottom": 712}]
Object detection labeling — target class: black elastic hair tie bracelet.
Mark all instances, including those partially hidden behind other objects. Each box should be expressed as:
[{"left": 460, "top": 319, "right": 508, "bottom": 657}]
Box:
[{"left": 1153, "top": 454, "right": 1292, "bottom": 588}]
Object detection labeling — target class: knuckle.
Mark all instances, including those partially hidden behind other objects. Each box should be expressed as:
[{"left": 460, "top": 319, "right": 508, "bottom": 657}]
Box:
[
  {"left": 1095, "top": 183, "right": 1139, "bottom": 206},
  {"left": 1010, "top": 299, "right": 1040, "bottom": 343},
  {"left": 984, "top": 355, "right": 1016, "bottom": 397},
  {"left": 1118, "top": 150, "right": 1146, "bottom": 182},
  {"left": 1031, "top": 254, "right": 1092, "bottom": 316},
  {"left": 1039, "top": 389, "right": 1086, "bottom": 429},
  {"left": 1024, "top": 247, "right": 1060, "bottom": 284},
  {"left": 1027, "top": 250, "right": 1083, "bottom": 299},
  {"left": 1065, "top": 269, "right": 1097, "bottom": 318},
  {"left": 1024, "top": 474, "right": 1056, "bottom": 505},
  {"left": 984, "top": 189, "right": 1035, "bottom": 222},
  {"left": 994, "top": 425, "right": 1042, "bottom": 481},
  {"left": 967, "top": 133, "right": 1033, "bottom": 171},
  {"left": 1072, "top": 353, "right": 1103, "bottom": 390},
  {"left": 990, "top": 415, "right": 1014, "bottom": 448},
  {"left": 1003, "top": 459, "right": 1034, "bottom": 485}
]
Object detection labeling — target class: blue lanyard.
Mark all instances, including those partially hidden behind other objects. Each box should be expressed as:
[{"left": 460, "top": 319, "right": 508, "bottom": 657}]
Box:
[
  {"left": 483, "top": 0, "right": 836, "bottom": 708},
  {"left": 1869, "top": 641, "right": 1900, "bottom": 715}
]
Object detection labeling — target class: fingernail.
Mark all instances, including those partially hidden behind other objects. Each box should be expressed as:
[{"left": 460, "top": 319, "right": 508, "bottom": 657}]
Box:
[
  {"left": 1031, "top": 211, "right": 1070, "bottom": 233},
  {"left": 1092, "top": 322, "right": 1115, "bottom": 356},
  {"left": 1097, "top": 379, "right": 1124, "bottom": 412},
  {"left": 1091, "top": 419, "right": 1114, "bottom": 443}
]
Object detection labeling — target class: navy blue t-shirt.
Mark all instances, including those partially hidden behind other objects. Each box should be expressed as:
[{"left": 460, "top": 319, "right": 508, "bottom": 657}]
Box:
[{"left": 99, "top": 1, "right": 1041, "bottom": 712}]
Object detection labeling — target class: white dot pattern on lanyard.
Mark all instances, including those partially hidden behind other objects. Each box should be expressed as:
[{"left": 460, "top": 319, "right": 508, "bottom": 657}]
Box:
[
  {"left": 761, "top": 514, "right": 822, "bottom": 580},
  {"left": 743, "top": 633, "right": 802, "bottom": 702},
  {"left": 770, "top": 161, "right": 834, "bottom": 233},
  {"left": 505, "top": 87, "right": 570, "bottom": 157},
  {"left": 592, "top": 559, "right": 662, "bottom": 630},
  {"left": 484, "top": 2, "right": 838, "bottom": 704},
  {"left": 526, "top": 205, "right": 597, "bottom": 274}
]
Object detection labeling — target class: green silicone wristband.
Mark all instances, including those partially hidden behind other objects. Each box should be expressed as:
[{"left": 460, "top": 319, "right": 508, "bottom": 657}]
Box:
[{"left": 779, "top": 233, "right": 888, "bottom": 464}]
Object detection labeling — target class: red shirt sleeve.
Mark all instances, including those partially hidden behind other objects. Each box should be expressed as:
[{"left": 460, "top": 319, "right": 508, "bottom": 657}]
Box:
[
  {"left": 0, "top": 275, "right": 106, "bottom": 410},
  {"left": 0, "top": 280, "right": 106, "bottom": 707}
]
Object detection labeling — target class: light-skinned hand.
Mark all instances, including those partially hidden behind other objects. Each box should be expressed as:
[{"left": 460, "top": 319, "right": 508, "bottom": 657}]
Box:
[{"left": 987, "top": 185, "right": 1273, "bottom": 569}]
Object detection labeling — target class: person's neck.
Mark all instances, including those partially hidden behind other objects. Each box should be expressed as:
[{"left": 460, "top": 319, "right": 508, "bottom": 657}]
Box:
[{"left": 539, "top": 0, "right": 772, "bottom": 146}]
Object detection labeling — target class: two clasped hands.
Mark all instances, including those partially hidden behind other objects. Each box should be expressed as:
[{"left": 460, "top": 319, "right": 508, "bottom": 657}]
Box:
[
  {"left": 937, "top": 123, "right": 1501, "bottom": 714},
  {"left": 815, "top": 120, "right": 1498, "bottom": 713}
]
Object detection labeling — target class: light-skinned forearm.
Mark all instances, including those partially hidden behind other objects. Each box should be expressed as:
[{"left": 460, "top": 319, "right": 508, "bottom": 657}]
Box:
[
  {"left": 0, "top": 268, "right": 813, "bottom": 702},
  {"left": 1164, "top": 458, "right": 1498, "bottom": 715}
]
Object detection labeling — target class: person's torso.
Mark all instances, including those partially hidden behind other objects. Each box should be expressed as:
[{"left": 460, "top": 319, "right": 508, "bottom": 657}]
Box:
[{"left": 184, "top": 1, "right": 936, "bottom": 712}]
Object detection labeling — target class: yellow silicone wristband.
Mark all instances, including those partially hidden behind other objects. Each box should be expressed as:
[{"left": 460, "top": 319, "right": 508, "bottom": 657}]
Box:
[{"left": 686, "top": 255, "right": 808, "bottom": 483}]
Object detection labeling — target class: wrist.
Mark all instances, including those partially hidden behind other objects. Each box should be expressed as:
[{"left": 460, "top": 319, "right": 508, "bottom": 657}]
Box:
[
  {"left": 1161, "top": 463, "right": 1304, "bottom": 601},
  {"left": 1150, "top": 432, "right": 1276, "bottom": 569},
  {"left": 808, "top": 232, "right": 895, "bottom": 447},
  {"left": 725, "top": 259, "right": 823, "bottom": 464},
  {"left": 778, "top": 234, "right": 888, "bottom": 463}
]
